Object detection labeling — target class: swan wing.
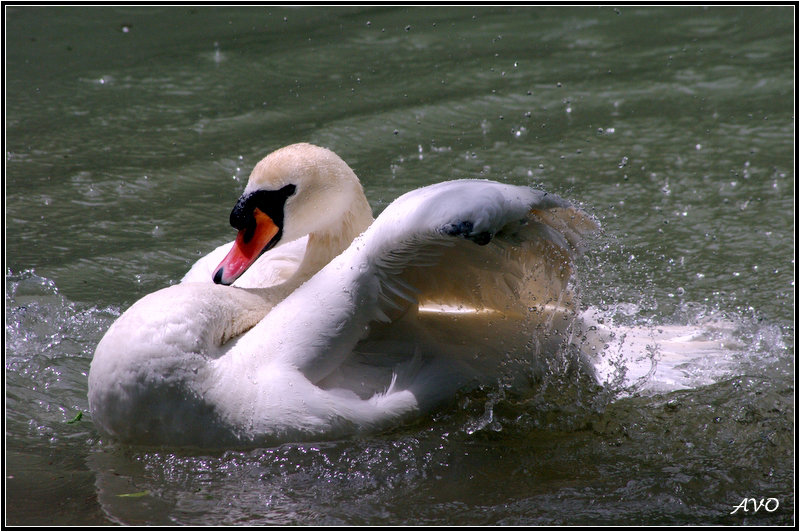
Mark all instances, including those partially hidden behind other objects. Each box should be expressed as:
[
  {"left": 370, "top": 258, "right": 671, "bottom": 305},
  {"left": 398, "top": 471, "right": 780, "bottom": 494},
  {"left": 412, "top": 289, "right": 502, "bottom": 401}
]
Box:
[
  {"left": 366, "top": 179, "right": 599, "bottom": 318},
  {"left": 239, "top": 179, "right": 598, "bottom": 386}
]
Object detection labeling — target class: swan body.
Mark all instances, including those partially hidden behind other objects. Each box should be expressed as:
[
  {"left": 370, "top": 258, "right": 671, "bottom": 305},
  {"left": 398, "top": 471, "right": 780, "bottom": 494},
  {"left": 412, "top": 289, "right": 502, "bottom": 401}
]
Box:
[{"left": 88, "top": 143, "right": 599, "bottom": 447}]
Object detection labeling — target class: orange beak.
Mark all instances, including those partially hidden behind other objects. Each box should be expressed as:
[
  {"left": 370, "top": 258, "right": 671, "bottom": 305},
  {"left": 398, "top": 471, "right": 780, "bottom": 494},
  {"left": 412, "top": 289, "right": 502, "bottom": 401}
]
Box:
[{"left": 213, "top": 208, "right": 279, "bottom": 285}]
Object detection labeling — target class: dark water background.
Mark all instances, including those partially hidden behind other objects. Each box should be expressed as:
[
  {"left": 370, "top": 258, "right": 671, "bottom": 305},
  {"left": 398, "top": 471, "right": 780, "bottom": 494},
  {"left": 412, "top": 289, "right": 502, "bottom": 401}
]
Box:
[{"left": 4, "top": 6, "right": 795, "bottom": 525}]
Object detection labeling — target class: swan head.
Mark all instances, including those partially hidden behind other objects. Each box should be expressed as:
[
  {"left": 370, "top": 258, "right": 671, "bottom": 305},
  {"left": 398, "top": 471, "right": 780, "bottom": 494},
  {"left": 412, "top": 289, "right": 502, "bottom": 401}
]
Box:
[{"left": 213, "top": 143, "right": 368, "bottom": 285}]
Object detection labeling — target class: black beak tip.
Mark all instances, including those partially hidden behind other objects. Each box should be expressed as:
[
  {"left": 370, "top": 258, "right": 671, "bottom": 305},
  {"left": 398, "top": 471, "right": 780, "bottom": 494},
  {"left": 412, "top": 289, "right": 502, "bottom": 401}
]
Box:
[{"left": 212, "top": 268, "right": 227, "bottom": 285}]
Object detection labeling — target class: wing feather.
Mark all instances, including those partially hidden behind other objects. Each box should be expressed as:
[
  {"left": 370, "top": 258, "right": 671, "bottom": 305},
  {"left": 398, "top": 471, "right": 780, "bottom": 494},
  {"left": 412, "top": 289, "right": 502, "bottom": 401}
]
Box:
[{"left": 361, "top": 180, "right": 598, "bottom": 319}]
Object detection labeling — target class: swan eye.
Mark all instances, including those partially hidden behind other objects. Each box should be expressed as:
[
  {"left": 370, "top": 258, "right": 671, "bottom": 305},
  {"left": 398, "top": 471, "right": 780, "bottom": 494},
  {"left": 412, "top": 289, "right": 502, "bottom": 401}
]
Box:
[
  {"left": 229, "top": 184, "right": 297, "bottom": 239},
  {"left": 212, "top": 184, "right": 297, "bottom": 285}
]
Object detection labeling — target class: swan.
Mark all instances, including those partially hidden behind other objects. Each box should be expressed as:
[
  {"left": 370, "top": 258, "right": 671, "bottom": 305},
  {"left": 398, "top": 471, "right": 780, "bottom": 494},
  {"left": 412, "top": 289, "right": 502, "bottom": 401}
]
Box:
[{"left": 88, "top": 143, "right": 599, "bottom": 448}]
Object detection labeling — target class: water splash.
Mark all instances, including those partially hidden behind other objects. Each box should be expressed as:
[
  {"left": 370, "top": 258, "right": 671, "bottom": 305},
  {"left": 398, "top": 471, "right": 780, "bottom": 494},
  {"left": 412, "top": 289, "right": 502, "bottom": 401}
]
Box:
[{"left": 5, "top": 269, "right": 120, "bottom": 440}]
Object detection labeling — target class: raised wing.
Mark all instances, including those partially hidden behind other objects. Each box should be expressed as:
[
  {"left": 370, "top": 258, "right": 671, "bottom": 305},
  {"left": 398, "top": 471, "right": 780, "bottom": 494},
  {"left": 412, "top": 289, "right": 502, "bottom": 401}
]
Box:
[
  {"left": 243, "top": 179, "right": 599, "bottom": 385},
  {"left": 363, "top": 179, "right": 599, "bottom": 320}
]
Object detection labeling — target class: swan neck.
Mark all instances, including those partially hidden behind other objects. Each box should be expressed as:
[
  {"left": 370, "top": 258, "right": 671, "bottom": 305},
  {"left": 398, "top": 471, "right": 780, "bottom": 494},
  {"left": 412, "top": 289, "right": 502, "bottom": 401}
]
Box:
[{"left": 297, "top": 192, "right": 373, "bottom": 279}]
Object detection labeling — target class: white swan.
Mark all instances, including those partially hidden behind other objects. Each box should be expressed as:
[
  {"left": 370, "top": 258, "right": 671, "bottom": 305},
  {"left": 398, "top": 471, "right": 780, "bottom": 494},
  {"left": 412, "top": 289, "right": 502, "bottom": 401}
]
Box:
[{"left": 88, "top": 143, "right": 599, "bottom": 448}]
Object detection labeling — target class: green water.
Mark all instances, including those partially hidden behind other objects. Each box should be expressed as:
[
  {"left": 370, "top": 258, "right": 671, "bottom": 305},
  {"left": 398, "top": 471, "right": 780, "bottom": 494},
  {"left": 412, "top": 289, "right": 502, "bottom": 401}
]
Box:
[{"left": 4, "top": 6, "right": 795, "bottom": 525}]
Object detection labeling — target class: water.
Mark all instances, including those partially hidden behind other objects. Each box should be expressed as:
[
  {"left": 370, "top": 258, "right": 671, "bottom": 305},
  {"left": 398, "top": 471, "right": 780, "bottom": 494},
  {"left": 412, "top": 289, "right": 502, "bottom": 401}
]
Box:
[{"left": 4, "top": 6, "right": 795, "bottom": 526}]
